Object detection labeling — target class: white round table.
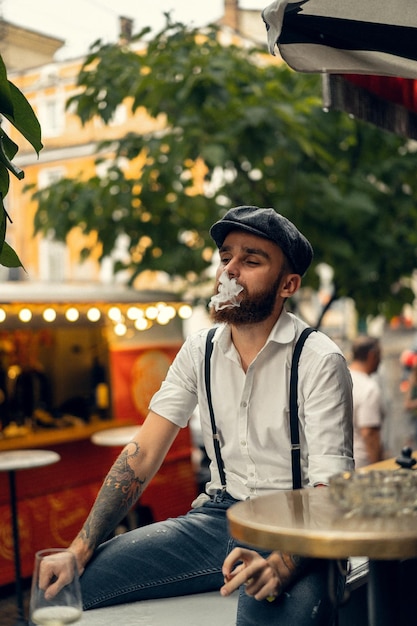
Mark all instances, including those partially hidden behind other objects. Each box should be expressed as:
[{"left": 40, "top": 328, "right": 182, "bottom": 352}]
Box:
[
  {"left": 0, "top": 449, "right": 60, "bottom": 472},
  {"left": 0, "top": 449, "right": 60, "bottom": 626},
  {"left": 90, "top": 426, "right": 140, "bottom": 447}
]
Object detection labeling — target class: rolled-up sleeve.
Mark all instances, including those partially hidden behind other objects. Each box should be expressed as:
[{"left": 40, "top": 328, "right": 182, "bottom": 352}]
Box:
[
  {"left": 301, "top": 351, "right": 354, "bottom": 485},
  {"left": 149, "top": 338, "right": 198, "bottom": 428}
]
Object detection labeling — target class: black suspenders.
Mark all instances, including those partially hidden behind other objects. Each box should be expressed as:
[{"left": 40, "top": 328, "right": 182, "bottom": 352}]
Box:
[
  {"left": 204, "top": 327, "right": 226, "bottom": 488},
  {"left": 204, "top": 326, "right": 316, "bottom": 491},
  {"left": 289, "top": 327, "right": 316, "bottom": 488}
]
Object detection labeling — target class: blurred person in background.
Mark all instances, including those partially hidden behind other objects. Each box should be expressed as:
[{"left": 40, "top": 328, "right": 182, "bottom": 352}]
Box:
[
  {"left": 349, "top": 336, "right": 383, "bottom": 468},
  {"left": 403, "top": 360, "right": 417, "bottom": 448}
]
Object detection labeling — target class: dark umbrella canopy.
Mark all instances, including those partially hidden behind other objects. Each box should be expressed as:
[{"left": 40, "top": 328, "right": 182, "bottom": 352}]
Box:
[{"left": 262, "top": 0, "right": 417, "bottom": 137}]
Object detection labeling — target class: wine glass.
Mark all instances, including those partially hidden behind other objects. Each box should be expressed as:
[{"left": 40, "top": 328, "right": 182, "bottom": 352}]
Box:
[{"left": 29, "top": 548, "right": 82, "bottom": 626}]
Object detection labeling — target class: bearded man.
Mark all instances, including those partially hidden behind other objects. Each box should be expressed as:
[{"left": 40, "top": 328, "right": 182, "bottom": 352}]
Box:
[{"left": 43, "top": 206, "right": 353, "bottom": 626}]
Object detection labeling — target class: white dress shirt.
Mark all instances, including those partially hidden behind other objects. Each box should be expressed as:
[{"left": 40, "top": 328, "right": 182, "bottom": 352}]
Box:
[
  {"left": 150, "top": 310, "right": 354, "bottom": 500},
  {"left": 350, "top": 369, "right": 382, "bottom": 468}
]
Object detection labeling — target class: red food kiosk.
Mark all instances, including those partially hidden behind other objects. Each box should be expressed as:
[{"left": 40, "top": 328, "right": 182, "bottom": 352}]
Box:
[{"left": 0, "top": 283, "right": 197, "bottom": 586}]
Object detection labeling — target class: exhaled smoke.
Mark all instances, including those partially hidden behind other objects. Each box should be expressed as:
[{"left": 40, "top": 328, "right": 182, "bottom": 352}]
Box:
[{"left": 209, "top": 271, "right": 243, "bottom": 311}]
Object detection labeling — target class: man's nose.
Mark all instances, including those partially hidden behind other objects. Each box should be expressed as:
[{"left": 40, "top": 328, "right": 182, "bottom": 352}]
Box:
[{"left": 225, "top": 259, "right": 239, "bottom": 278}]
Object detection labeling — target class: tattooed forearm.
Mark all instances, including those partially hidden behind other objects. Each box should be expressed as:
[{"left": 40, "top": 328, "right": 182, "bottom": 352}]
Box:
[
  {"left": 78, "top": 442, "right": 145, "bottom": 550},
  {"left": 104, "top": 443, "right": 145, "bottom": 507}
]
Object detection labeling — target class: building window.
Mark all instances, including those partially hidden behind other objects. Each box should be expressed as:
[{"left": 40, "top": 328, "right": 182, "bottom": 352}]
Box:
[
  {"left": 38, "top": 167, "right": 65, "bottom": 189},
  {"left": 37, "top": 168, "right": 68, "bottom": 281},
  {"left": 38, "top": 97, "right": 65, "bottom": 137},
  {"left": 39, "top": 236, "right": 69, "bottom": 282}
]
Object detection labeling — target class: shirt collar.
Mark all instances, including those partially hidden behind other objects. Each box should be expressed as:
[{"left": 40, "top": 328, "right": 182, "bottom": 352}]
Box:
[
  {"left": 268, "top": 309, "right": 297, "bottom": 345},
  {"left": 214, "top": 308, "right": 297, "bottom": 354}
]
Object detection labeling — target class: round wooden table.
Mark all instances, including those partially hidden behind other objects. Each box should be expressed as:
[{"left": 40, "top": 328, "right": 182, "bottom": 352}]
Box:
[
  {"left": 227, "top": 487, "right": 417, "bottom": 626},
  {"left": 0, "top": 449, "right": 61, "bottom": 626}
]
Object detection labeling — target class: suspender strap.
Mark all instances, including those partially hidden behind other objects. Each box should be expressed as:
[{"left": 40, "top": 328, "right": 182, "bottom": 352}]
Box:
[
  {"left": 204, "top": 325, "right": 316, "bottom": 492},
  {"left": 204, "top": 327, "right": 227, "bottom": 488},
  {"left": 290, "top": 327, "right": 316, "bottom": 489}
]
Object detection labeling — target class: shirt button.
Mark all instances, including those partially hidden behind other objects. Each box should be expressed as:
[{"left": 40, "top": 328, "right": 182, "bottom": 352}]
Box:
[
  {"left": 240, "top": 440, "right": 246, "bottom": 447},
  {"left": 242, "top": 401, "right": 247, "bottom": 407}
]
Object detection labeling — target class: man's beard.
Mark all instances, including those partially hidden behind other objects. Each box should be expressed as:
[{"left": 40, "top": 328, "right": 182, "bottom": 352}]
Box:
[{"left": 210, "top": 273, "right": 283, "bottom": 325}]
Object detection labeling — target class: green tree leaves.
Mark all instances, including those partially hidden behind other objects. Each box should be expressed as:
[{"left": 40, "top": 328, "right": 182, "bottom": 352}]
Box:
[
  {"left": 32, "top": 18, "right": 417, "bottom": 318},
  {"left": 0, "top": 54, "right": 43, "bottom": 267}
]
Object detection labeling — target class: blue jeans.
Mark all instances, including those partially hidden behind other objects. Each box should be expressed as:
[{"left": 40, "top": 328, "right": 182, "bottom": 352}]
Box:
[{"left": 81, "top": 492, "right": 342, "bottom": 625}]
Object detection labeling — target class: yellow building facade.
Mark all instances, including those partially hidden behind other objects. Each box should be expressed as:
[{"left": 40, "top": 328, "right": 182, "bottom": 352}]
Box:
[
  {"left": 7, "top": 46, "right": 164, "bottom": 282},
  {"left": 5, "top": 2, "right": 265, "bottom": 284}
]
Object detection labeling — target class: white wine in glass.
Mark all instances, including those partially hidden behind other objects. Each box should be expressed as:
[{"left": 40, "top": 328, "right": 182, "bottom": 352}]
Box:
[
  {"left": 29, "top": 549, "right": 82, "bottom": 626},
  {"left": 31, "top": 605, "right": 82, "bottom": 625}
]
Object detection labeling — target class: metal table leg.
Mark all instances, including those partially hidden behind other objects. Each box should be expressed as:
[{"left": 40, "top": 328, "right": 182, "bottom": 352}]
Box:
[
  {"left": 367, "top": 559, "right": 417, "bottom": 626},
  {"left": 8, "top": 469, "right": 28, "bottom": 626}
]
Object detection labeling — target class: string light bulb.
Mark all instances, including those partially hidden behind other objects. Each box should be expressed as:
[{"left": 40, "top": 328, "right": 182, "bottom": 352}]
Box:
[
  {"left": 114, "top": 322, "right": 127, "bottom": 336},
  {"left": 108, "top": 306, "right": 122, "bottom": 322},
  {"left": 0, "top": 300, "right": 193, "bottom": 330},
  {"left": 43, "top": 307, "right": 57, "bottom": 322},
  {"left": 134, "top": 317, "right": 151, "bottom": 331},
  {"left": 145, "top": 305, "right": 158, "bottom": 320},
  {"left": 19, "top": 308, "right": 32, "bottom": 323},
  {"left": 87, "top": 307, "right": 101, "bottom": 322},
  {"left": 178, "top": 304, "right": 192, "bottom": 319},
  {"left": 65, "top": 307, "right": 79, "bottom": 322},
  {"left": 127, "top": 306, "right": 143, "bottom": 320}
]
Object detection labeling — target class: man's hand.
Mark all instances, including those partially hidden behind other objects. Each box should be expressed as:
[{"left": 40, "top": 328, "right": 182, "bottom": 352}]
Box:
[
  {"left": 39, "top": 551, "right": 77, "bottom": 600},
  {"left": 220, "top": 547, "right": 302, "bottom": 602}
]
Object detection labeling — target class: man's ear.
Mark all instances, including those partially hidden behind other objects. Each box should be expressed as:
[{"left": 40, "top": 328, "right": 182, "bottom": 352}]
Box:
[{"left": 279, "top": 273, "right": 301, "bottom": 298}]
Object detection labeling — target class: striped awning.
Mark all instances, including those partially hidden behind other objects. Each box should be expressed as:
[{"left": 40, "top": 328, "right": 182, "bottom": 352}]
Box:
[{"left": 262, "top": 0, "right": 417, "bottom": 136}]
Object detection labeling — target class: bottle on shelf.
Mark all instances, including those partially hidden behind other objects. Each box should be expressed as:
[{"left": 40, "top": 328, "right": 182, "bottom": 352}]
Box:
[{"left": 90, "top": 356, "right": 110, "bottom": 420}]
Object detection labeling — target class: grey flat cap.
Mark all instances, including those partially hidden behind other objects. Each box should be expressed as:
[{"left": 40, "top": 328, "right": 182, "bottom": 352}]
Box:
[{"left": 210, "top": 206, "right": 313, "bottom": 276}]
